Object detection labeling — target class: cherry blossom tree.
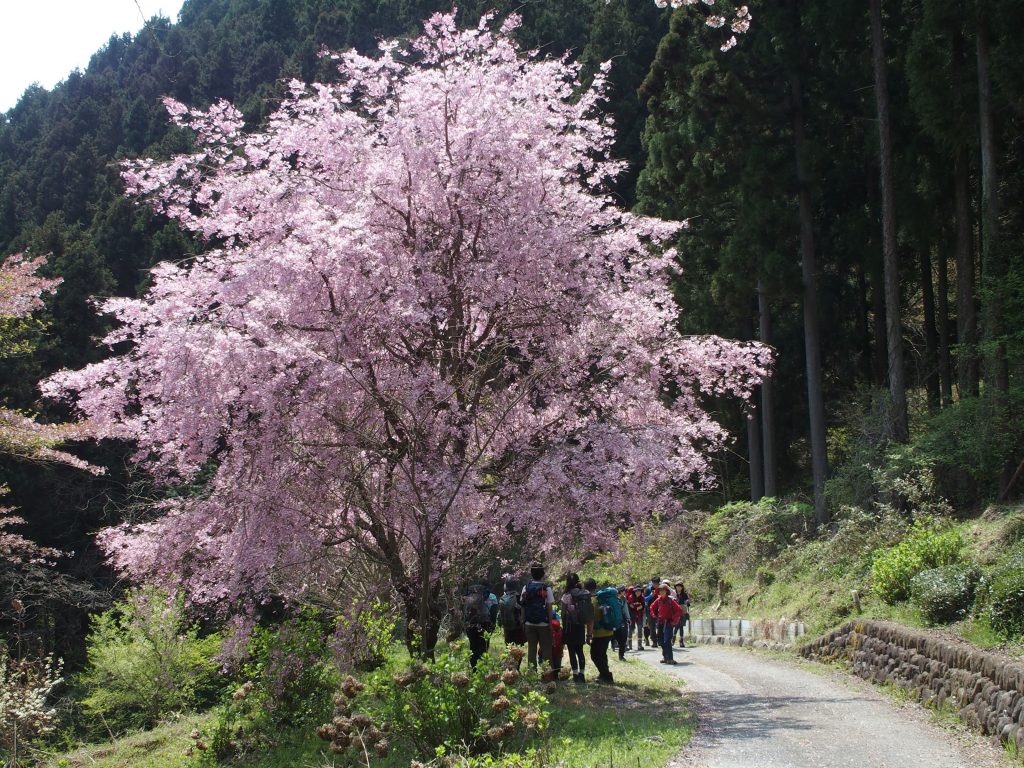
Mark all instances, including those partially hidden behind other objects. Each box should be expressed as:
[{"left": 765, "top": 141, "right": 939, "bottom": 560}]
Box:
[
  {"left": 1, "top": 254, "right": 98, "bottom": 568},
  {"left": 46, "top": 11, "right": 769, "bottom": 654}
]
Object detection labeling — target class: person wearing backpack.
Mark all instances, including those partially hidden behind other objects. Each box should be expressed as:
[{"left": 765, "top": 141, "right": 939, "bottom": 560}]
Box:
[
  {"left": 464, "top": 580, "right": 498, "bottom": 668},
  {"left": 549, "top": 608, "right": 564, "bottom": 670},
  {"left": 520, "top": 562, "right": 558, "bottom": 677},
  {"left": 584, "top": 578, "right": 618, "bottom": 684},
  {"left": 673, "top": 581, "right": 690, "bottom": 649},
  {"left": 626, "top": 585, "right": 645, "bottom": 650},
  {"left": 614, "top": 586, "right": 630, "bottom": 660},
  {"left": 643, "top": 585, "right": 657, "bottom": 649},
  {"left": 649, "top": 582, "right": 683, "bottom": 665},
  {"left": 560, "top": 573, "right": 593, "bottom": 682},
  {"left": 499, "top": 579, "right": 527, "bottom": 652}
]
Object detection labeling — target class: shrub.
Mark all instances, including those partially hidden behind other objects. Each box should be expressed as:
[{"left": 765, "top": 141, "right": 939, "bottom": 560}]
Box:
[
  {"left": 581, "top": 516, "right": 697, "bottom": 591},
  {"left": 826, "top": 387, "right": 1024, "bottom": 510},
  {"left": 913, "top": 389, "right": 1024, "bottom": 506},
  {"left": 0, "top": 648, "right": 62, "bottom": 767},
  {"left": 195, "top": 609, "right": 337, "bottom": 762},
  {"left": 909, "top": 564, "right": 980, "bottom": 625},
  {"left": 871, "top": 519, "right": 963, "bottom": 604},
  {"left": 77, "top": 588, "right": 221, "bottom": 733},
  {"left": 342, "top": 642, "right": 549, "bottom": 760},
  {"left": 982, "top": 549, "right": 1024, "bottom": 639},
  {"left": 332, "top": 598, "right": 399, "bottom": 673},
  {"left": 239, "top": 610, "right": 335, "bottom": 724},
  {"left": 700, "top": 498, "right": 814, "bottom": 578}
]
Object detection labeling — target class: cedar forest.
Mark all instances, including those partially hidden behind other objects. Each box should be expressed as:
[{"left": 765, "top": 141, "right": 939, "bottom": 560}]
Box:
[{"left": 0, "top": 0, "right": 1023, "bottom": 763}]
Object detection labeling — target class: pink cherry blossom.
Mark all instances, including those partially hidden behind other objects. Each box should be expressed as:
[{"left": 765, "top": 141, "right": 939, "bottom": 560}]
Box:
[
  {"left": 0, "top": 254, "right": 61, "bottom": 319},
  {"left": 46, "top": 11, "right": 770, "bottom": 652},
  {"left": 1, "top": 254, "right": 100, "bottom": 568}
]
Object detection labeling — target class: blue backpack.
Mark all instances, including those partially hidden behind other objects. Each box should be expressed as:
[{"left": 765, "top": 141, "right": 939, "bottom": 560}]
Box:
[
  {"left": 522, "top": 581, "right": 549, "bottom": 624},
  {"left": 595, "top": 587, "right": 624, "bottom": 631}
]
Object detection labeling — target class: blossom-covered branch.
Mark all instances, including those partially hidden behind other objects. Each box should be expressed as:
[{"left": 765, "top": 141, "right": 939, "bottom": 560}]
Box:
[
  {"left": 650, "top": 0, "right": 752, "bottom": 51},
  {"left": 0, "top": 254, "right": 61, "bottom": 319},
  {"left": 0, "top": 254, "right": 99, "bottom": 474}
]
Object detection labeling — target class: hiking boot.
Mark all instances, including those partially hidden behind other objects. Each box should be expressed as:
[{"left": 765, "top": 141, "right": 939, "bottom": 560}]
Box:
[
  {"left": 573, "top": 672, "right": 585, "bottom": 683},
  {"left": 597, "top": 673, "right": 614, "bottom": 684}
]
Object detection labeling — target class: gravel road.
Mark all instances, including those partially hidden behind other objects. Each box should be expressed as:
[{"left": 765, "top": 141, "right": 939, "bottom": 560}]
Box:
[{"left": 637, "top": 645, "right": 1009, "bottom": 768}]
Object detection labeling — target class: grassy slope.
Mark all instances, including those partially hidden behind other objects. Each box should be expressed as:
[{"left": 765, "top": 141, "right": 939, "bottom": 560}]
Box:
[
  {"left": 48, "top": 716, "right": 209, "bottom": 768},
  {"left": 690, "top": 504, "right": 1024, "bottom": 654},
  {"left": 44, "top": 654, "right": 693, "bottom": 768}
]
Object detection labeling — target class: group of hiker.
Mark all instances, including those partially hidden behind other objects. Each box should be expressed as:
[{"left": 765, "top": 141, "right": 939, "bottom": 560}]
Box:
[{"left": 461, "top": 563, "right": 691, "bottom": 683}]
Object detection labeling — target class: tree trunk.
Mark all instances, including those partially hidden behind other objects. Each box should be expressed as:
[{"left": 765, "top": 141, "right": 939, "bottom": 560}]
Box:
[
  {"left": 747, "top": 400, "right": 765, "bottom": 503},
  {"left": 954, "top": 146, "right": 979, "bottom": 397},
  {"left": 871, "top": 259, "right": 888, "bottom": 387},
  {"left": 936, "top": 243, "right": 953, "bottom": 407},
  {"left": 758, "top": 281, "right": 779, "bottom": 497},
  {"left": 404, "top": 591, "right": 442, "bottom": 659},
  {"left": 402, "top": 532, "right": 442, "bottom": 659},
  {"left": 856, "top": 260, "right": 874, "bottom": 384},
  {"left": 976, "top": 14, "right": 1008, "bottom": 393},
  {"left": 866, "top": 160, "right": 888, "bottom": 388},
  {"left": 920, "top": 247, "right": 941, "bottom": 412},
  {"left": 744, "top": 312, "right": 765, "bottom": 502},
  {"left": 870, "top": 0, "right": 909, "bottom": 442},
  {"left": 976, "top": 13, "right": 1014, "bottom": 492},
  {"left": 791, "top": 70, "right": 830, "bottom": 526}
]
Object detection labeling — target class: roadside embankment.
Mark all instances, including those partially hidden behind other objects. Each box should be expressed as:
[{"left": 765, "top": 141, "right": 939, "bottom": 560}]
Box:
[{"left": 801, "top": 619, "right": 1024, "bottom": 751}]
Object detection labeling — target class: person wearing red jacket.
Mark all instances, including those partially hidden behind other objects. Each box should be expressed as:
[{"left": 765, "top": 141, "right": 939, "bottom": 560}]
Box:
[
  {"left": 649, "top": 582, "right": 683, "bottom": 665},
  {"left": 626, "top": 585, "right": 646, "bottom": 650}
]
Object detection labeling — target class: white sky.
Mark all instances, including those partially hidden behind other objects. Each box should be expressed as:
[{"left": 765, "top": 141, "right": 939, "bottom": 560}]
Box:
[{"left": 1, "top": 0, "right": 188, "bottom": 112}]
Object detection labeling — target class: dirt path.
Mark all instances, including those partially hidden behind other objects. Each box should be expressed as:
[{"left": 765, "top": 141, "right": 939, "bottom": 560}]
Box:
[{"left": 636, "top": 645, "right": 1010, "bottom": 768}]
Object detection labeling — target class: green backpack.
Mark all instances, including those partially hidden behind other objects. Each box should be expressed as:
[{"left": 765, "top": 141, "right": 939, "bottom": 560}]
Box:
[{"left": 595, "top": 587, "right": 624, "bottom": 631}]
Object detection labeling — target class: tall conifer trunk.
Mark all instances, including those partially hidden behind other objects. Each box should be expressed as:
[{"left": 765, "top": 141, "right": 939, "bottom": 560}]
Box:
[
  {"left": 747, "top": 400, "right": 765, "bottom": 503},
  {"left": 936, "top": 244, "right": 953, "bottom": 407},
  {"left": 758, "top": 281, "right": 778, "bottom": 498},
  {"left": 920, "top": 248, "right": 940, "bottom": 412},
  {"left": 871, "top": 261, "right": 889, "bottom": 387},
  {"left": 790, "top": 68, "right": 829, "bottom": 525},
  {"left": 856, "top": 262, "right": 874, "bottom": 383},
  {"left": 870, "top": 0, "right": 909, "bottom": 441},
  {"left": 954, "top": 147, "right": 979, "bottom": 397},
  {"left": 744, "top": 314, "right": 765, "bottom": 502},
  {"left": 976, "top": 11, "right": 1014, "bottom": 492},
  {"left": 976, "top": 13, "right": 1008, "bottom": 394}
]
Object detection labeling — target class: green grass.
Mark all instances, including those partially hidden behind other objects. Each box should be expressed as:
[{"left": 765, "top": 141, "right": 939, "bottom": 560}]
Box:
[
  {"left": 540, "top": 655, "right": 694, "bottom": 768},
  {"left": 43, "top": 652, "right": 693, "bottom": 768},
  {"left": 43, "top": 715, "right": 209, "bottom": 768}
]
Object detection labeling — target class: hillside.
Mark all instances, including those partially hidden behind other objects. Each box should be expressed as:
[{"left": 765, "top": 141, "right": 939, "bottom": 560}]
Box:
[{"left": 583, "top": 498, "right": 1024, "bottom": 655}]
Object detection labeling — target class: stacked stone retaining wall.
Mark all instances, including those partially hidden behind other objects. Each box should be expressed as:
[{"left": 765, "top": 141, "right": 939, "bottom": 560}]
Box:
[
  {"left": 801, "top": 619, "right": 1024, "bottom": 750},
  {"left": 686, "top": 634, "right": 793, "bottom": 652}
]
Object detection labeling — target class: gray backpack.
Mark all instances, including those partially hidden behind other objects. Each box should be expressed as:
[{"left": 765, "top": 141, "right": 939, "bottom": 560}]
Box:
[
  {"left": 564, "top": 588, "right": 594, "bottom": 628},
  {"left": 464, "top": 585, "right": 493, "bottom": 629}
]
